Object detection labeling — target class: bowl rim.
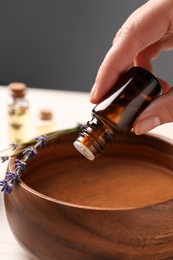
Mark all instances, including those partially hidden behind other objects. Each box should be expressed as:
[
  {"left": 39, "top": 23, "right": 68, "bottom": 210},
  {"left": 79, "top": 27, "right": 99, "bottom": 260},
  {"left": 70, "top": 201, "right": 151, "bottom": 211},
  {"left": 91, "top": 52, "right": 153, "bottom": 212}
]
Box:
[{"left": 12, "top": 132, "right": 173, "bottom": 211}]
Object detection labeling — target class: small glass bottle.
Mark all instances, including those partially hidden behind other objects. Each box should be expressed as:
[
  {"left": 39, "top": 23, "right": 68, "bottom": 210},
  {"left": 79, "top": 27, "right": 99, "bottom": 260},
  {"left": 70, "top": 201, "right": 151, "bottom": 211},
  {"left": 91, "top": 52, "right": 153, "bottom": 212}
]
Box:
[
  {"left": 74, "top": 66, "right": 161, "bottom": 160},
  {"left": 7, "top": 82, "right": 30, "bottom": 144},
  {"left": 35, "top": 108, "right": 57, "bottom": 136}
]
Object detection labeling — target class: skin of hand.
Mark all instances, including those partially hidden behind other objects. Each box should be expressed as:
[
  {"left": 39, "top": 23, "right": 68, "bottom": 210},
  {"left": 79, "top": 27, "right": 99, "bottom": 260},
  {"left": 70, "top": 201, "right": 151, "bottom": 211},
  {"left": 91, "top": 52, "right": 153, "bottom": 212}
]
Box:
[{"left": 89, "top": 0, "right": 173, "bottom": 135}]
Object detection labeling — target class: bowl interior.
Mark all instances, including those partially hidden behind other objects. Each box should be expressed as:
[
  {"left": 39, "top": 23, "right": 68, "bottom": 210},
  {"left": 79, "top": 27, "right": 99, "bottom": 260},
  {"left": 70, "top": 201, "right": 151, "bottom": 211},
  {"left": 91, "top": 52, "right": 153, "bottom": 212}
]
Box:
[{"left": 20, "top": 132, "right": 173, "bottom": 210}]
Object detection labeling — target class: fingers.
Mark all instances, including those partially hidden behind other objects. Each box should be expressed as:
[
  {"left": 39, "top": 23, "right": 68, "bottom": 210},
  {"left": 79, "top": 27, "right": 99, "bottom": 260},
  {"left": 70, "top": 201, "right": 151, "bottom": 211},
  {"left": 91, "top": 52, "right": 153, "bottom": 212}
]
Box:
[
  {"left": 133, "top": 87, "right": 173, "bottom": 135},
  {"left": 157, "top": 78, "right": 170, "bottom": 94},
  {"left": 90, "top": 0, "right": 171, "bottom": 104},
  {"left": 134, "top": 44, "right": 170, "bottom": 94},
  {"left": 134, "top": 43, "right": 161, "bottom": 72}
]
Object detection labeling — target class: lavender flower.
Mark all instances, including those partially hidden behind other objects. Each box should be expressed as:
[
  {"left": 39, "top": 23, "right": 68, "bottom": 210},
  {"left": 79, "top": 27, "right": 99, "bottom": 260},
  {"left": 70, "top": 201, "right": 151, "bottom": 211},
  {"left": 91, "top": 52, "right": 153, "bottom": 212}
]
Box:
[
  {"left": 6, "top": 171, "right": 20, "bottom": 184},
  {"left": 77, "top": 123, "right": 84, "bottom": 130},
  {"left": 36, "top": 135, "right": 47, "bottom": 147},
  {"left": 15, "top": 159, "right": 26, "bottom": 173},
  {"left": 23, "top": 146, "right": 37, "bottom": 160},
  {"left": 0, "top": 180, "right": 12, "bottom": 194},
  {"left": 0, "top": 155, "right": 9, "bottom": 163},
  {"left": 9, "top": 143, "right": 18, "bottom": 151}
]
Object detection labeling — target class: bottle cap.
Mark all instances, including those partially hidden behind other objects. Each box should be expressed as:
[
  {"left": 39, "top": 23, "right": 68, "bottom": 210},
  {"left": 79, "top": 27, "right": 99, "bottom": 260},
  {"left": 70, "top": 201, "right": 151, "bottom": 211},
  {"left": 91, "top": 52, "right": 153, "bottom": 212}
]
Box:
[
  {"left": 9, "top": 82, "right": 27, "bottom": 98},
  {"left": 39, "top": 109, "right": 53, "bottom": 120},
  {"left": 74, "top": 140, "right": 95, "bottom": 161}
]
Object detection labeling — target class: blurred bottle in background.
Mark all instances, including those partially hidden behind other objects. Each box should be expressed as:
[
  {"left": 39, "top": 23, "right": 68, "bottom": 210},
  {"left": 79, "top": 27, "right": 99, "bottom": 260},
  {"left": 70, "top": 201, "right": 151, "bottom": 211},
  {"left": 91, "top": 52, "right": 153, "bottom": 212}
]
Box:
[
  {"left": 7, "top": 82, "right": 30, "bottom": 144},
  {"left": 35, "top": 108, "right": 57, "bottom": 136}
]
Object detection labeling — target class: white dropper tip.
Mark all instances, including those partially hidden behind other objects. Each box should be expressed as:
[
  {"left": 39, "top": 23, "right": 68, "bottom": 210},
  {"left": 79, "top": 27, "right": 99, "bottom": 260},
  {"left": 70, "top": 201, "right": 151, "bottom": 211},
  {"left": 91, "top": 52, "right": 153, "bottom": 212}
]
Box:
[{"left": 73, "top": 141, "right": 95, "bottom": 161}]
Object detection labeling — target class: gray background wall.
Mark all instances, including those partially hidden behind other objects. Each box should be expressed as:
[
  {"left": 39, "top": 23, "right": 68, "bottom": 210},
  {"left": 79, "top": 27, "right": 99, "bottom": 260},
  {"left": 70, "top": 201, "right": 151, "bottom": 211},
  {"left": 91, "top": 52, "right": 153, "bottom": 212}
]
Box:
[{"left": 0, "top": 0, "right": 172, "bottom": 92}]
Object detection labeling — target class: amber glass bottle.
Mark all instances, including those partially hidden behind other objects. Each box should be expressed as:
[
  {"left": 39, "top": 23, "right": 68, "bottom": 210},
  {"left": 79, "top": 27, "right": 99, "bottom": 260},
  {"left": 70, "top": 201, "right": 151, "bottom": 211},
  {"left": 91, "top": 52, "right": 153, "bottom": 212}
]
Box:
[{"left": 74, "top": 67, "right": 161, "bottom": 160}]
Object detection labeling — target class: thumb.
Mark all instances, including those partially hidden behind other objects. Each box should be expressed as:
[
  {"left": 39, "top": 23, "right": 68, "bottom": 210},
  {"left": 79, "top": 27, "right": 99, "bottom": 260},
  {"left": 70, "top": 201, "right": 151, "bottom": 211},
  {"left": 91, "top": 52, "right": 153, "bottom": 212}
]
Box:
[{"left": 133, "top": 87, "right": 173, "bottom": 135}]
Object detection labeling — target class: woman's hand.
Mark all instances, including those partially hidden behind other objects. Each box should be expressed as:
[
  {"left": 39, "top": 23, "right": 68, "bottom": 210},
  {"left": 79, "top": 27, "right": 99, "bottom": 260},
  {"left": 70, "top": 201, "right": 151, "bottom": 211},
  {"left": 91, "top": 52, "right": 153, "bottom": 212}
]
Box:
[{"left": 90, "top": 0, "right": 173, "bottom": 134}]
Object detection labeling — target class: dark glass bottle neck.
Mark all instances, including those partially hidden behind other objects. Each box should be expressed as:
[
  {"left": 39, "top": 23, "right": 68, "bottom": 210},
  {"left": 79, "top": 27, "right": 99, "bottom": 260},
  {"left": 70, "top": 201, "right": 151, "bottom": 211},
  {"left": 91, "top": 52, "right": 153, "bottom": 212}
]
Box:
[{"left": 74, "top": 118, "right": 114, "bottom": 160}]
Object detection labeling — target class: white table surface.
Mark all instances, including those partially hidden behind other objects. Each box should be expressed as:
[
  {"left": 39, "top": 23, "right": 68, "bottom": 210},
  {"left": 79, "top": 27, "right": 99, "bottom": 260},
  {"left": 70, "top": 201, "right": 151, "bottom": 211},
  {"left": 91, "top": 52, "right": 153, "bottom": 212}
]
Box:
[{"left": 0, "top": 86, "right": 172, "bottom": 259}]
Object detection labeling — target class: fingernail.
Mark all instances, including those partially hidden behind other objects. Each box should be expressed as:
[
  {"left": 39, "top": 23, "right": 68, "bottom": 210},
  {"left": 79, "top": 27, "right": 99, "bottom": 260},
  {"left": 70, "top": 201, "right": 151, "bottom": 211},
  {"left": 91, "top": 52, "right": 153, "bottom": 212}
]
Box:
[
  {"left": 134, "top": 116, "right": 161, "bottom": 135},
  {"left": 89, "top": 83, "right": 96, "bottom": 102}
]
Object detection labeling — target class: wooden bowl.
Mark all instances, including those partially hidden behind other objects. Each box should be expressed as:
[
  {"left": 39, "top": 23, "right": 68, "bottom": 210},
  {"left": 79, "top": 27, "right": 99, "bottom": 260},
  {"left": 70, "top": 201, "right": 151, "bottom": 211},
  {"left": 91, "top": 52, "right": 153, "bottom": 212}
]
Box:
[{"left": 4, "top": 131, "right": 173, "bottom": 259}]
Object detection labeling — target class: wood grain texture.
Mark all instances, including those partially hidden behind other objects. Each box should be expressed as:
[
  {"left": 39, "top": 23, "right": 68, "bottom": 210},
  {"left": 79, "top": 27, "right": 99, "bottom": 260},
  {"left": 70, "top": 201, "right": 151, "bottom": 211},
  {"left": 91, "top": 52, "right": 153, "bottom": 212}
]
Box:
[{"left": 4, "top": 131, "right": 173, "bottom": 259}]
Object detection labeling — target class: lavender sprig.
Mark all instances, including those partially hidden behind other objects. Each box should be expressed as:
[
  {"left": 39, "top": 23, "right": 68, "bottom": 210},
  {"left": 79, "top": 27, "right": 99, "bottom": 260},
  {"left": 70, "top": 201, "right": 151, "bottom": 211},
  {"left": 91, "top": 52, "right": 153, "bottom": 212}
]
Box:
[
  {"left": 0, "top": 155, "right": 9, "bottom": 163},
  {"left": 0, "top": 180, "right": 12, "bottom": 194},
  {"left": 0, "top": 126, "right": 79, "bottom": 194}
]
